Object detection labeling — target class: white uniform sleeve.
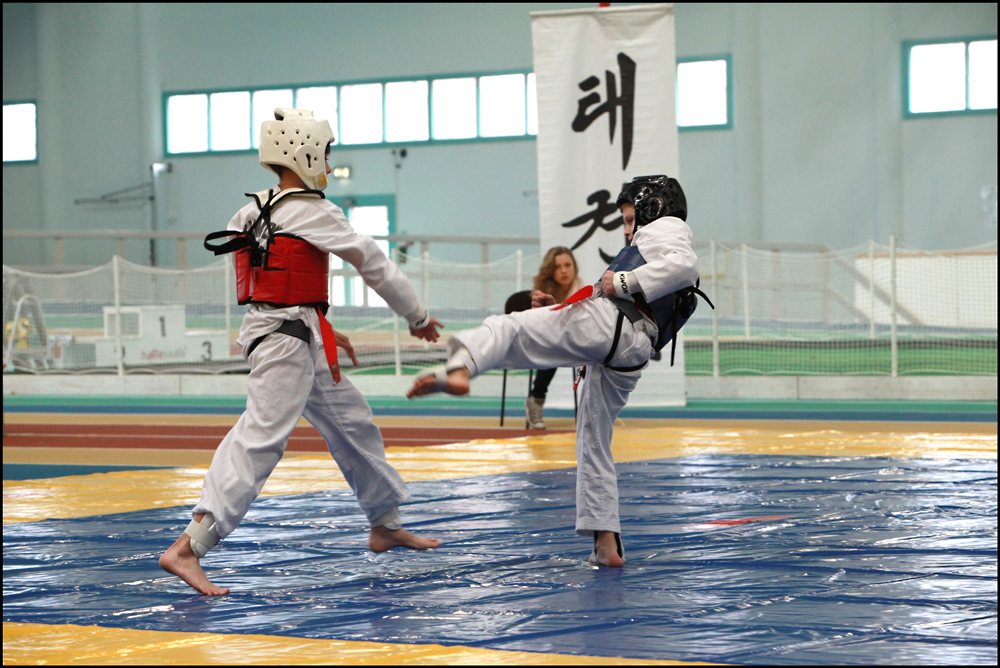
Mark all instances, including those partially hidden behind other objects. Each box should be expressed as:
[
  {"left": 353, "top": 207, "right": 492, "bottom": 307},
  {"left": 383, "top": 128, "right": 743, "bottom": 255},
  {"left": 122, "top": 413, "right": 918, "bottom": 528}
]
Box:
[
  {"left": 227, "top": 203, "right": 253, "bottom": 232},
  {"left": 630, "top": 217, "right": 700, "bottom": 301},
  {"left": 275, "top": 198, "right": 423, "bottom": 322}
]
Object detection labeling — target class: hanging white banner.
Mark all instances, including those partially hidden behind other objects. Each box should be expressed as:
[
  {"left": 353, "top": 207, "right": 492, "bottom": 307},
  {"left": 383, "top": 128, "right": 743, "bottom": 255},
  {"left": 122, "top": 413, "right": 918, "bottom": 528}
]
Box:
[{"left": 531, "top": 3, "right": 685, "bottom": 408}]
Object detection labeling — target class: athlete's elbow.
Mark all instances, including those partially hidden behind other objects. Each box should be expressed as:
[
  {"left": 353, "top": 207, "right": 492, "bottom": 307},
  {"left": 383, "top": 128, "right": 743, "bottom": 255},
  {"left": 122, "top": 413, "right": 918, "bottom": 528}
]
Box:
[{"left": 681, "top": 259, "right": 700, "bottom": 287}]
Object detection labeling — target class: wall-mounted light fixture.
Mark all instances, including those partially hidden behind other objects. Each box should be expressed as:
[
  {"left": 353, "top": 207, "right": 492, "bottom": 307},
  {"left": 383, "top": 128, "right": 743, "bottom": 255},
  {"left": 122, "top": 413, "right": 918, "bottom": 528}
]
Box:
[{"left": 332, "top": 166, "right": 351, "bottom": 180}]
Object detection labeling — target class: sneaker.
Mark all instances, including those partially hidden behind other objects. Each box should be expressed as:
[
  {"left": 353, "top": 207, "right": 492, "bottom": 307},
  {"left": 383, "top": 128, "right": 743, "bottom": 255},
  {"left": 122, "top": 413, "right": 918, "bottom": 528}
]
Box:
[{"left": 525, "top": 396, "right": 546, "bottom": 429}]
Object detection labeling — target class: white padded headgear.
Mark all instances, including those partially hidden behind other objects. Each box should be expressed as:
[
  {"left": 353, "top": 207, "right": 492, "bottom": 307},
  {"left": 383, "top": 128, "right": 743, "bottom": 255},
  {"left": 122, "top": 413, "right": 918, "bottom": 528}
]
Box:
[{"left": 259, "top": 107, "right": 335, "bottom": 191}]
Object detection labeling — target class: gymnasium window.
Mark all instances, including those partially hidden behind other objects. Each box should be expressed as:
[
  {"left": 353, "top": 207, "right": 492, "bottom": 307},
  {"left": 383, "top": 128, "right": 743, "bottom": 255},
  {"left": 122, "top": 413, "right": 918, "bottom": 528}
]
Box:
[
  {"left": 210, "top": 92, "right": 250, "bottom": 151},
  {"left": 163, "top": 57, "right": 745, "bottom": 151},
  {"left": 479, "top": 73, "right": 527, "bottom": 137},
  {"left": 676, "top": 57, "right": 731, "bottom": 131},
  {"left": 164, "top": 71, "right": 537, "bottom": 155},
  {"left": 431, "top": 77, "right": 477, "bottom": 139},
  {"left": 905, "top": 38, "right": 997, "bottom": 116},
  {"left": 167, "top": 94, "right": 208, "bottom": 153},
  {"left": 385, "top": 81, "right": 429, "bottom": 142},
  {"left": 4, "top": 102, "right": 38, "bottom": 162},
  {"left": 339, "top": 83, "right": 384, "bottom": 145}
]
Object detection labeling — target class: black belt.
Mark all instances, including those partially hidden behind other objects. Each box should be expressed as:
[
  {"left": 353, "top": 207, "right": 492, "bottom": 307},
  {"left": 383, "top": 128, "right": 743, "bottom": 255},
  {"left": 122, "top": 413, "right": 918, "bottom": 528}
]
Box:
[
  {"left": 603, "top": 311, "right": 649, "bottom": 373},
  {"left": 246, "top": 319, "right": 311, "bottom": 359},
  {"left": 605, "top": 294, "right": 646, "bottom": 325}
]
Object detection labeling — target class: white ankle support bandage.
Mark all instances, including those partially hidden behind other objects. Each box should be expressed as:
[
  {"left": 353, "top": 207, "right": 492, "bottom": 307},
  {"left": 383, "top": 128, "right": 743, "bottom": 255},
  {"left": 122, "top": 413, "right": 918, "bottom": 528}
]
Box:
[
  {"left": 371, "top": 508, "right": 402, "bottom": 531},
  {"left": 446, "top": 349, "right": 476, "bottom": 376},
  {"left": 184, "top": 513, "right": 220, "bottom": 558}
]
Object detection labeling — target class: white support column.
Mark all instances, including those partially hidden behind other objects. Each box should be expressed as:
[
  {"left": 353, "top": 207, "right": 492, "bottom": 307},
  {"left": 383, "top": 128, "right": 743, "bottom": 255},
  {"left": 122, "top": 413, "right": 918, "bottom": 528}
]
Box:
[
  {"left": 516, "top": 248, "right": 523, "bottom": 293},
  {"left": 821, "top": 250, "right": 831, "bottom": 322},
  {"left": 481, "top": 242, "right": 490, "bottom": 310},
  {"left": 422, "top": 247, "right": 431, "bottom": 310},
  {"left": 223, "top": 254, "right": 232, "bottom": 352},
  {"left": 392, "top": 247, "right": 402, "bottom": 376},
  {"left": 741, "top": 243, "right": 751, "bottom": 340},
  {"left": 113, "top": 255, "right": 125, "bottom": 376},
  {"left": 422, "top": 247, "right": 430, "bottom": 350},
  {"left": 711, "top": 239, "right": 720, "bottom": 378},
  {"left": 771, "top": 249, "right": 781, "bottom": 319},
  {"left": 889, "top": 235, "right": 898, "bottom": 377},
  {"left": 868, "top": 240, "right": 876, "bottom": 340}
]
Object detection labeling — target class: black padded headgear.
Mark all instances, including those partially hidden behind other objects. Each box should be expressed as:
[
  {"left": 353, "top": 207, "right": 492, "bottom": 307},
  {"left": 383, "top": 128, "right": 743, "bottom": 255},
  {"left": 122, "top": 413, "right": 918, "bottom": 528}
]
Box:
[{"left": 615, "top": 174, "right": 687, "bottom": 226}]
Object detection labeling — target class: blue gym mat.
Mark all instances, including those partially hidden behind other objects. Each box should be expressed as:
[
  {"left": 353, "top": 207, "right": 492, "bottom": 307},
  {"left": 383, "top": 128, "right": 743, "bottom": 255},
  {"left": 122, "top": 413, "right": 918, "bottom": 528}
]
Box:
[{"left": 3, "top": 454, "right": 996, "bottom": 664}]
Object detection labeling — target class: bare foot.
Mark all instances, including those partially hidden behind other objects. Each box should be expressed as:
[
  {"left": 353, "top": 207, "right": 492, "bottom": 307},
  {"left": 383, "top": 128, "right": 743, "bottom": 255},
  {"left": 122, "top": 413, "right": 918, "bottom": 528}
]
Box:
[
  {"left": 369, "top": 526, "right": 441, "bottom": 553},
  {"left": 159, "top": 534, "right": 230, "bottom": 596},
  {"left": 406, "top": 367, "right": 470, "bottom": 398},
  {"left": 590, "top": 531, "right": 625, "bottom": 567}
]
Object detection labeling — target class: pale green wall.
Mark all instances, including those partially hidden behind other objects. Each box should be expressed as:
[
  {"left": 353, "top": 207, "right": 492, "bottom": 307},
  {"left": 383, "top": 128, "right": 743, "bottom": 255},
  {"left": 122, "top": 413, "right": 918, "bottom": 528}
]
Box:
[
  {"left": 675, "top": 3, "right": 997, "bottom": 249},
  {"left": 3, "top": 2, "right": 43, "bottom": 264},
  {"left": 3, "top": 3, "right": 997, "bottom": 269}
]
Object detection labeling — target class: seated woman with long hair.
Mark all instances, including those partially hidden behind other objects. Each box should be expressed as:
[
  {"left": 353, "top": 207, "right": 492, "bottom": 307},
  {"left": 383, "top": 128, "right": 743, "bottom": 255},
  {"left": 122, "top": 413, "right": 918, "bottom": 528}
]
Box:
[{"left": 525, "top": 246, "right": 584, "bottom": 428}]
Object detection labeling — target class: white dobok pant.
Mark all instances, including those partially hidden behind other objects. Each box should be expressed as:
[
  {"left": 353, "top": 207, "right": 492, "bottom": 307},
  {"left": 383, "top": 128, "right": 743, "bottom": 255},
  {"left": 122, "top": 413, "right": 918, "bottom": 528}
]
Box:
[
  {"left": 450, "top": 297, "right": 653, "bottom": 537},
  {"left": 193, "top": 309, "right": 410, "bottom": 543}
]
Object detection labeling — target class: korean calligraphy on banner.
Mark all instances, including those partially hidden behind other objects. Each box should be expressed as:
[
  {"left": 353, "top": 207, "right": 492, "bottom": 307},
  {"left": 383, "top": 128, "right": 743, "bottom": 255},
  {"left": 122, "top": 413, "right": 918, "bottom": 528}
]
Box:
[
  {"left": 532, "top": 3, "right": 678, "bottom": 280},
  {"left": 531, "top": 4, "right": 685, "bottom": 408}
]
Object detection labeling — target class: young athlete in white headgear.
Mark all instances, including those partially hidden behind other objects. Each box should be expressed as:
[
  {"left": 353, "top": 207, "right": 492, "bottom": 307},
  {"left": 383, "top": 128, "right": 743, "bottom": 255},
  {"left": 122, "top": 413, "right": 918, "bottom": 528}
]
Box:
[
  {"left": 407, "top": 175, "right": 711, "bottom": 567},
  {"left": 159, "top": 108, "right": 443, "bottom": 595}
]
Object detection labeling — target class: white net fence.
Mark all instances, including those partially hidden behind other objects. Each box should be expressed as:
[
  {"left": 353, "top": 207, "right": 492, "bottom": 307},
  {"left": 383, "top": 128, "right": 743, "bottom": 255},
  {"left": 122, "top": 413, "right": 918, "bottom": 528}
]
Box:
[
  {"left": 2, "top": 250, "right": 541, "bottom": 376},
  {"left": 4, "top": 241, "right": 997, "bottom": 377},
  {"left": 685, "top": 239, "right": 997, "bottom": 375}
]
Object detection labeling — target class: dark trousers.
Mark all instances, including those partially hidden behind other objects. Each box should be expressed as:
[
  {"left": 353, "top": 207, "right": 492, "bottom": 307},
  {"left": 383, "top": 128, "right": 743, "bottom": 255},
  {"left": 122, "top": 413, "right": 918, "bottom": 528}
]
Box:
[{"left": 530, "top": 367, "right": 557, "bottom": 400}]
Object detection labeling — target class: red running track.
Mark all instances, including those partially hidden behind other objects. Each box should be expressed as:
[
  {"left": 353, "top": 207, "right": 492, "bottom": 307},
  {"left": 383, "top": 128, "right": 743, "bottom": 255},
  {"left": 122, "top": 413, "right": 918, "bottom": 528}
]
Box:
[{"left": 4, "top": 423, "right": 570, "bottom": 451}]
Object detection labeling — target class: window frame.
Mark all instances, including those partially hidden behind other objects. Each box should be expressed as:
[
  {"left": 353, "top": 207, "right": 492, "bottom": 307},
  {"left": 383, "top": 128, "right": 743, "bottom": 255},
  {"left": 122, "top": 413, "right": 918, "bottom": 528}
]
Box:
[
  {"left": 676, "top": 54, "right": 733, "bottom": 133},
  {"left": 902, "top": 35, "right": 998, "bottom": 119},
  {"left": 383, "top": 80, "right": 426, "bottom": 143},
  {"left": 163, "top": 69, "right": 537, "bottom": 157},
  {"left": 3, "top": 100, "right": 39, "bottom": 164},
  {"left": 326, "top": 194, "right": 397, "bottom": 238},
  {"left": 325, "top": 194, "right": 397, "bottom": 307}
]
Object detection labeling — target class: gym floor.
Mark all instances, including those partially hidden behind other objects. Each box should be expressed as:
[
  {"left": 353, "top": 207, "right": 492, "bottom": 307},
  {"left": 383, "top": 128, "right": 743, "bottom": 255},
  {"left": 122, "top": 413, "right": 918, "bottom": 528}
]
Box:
[{"left": 3, "top": 396, "right": 997, "bottom": 665}]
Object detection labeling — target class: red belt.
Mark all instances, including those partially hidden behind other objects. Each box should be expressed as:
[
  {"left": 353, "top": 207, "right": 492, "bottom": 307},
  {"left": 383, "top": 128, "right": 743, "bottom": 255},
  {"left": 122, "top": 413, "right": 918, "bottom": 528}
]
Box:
[
  {"left": 553, "top": 285, "right": 594, "bottom": 309},
  {"left": 315, "top": 306, "right": 340, "bottom": 384}
]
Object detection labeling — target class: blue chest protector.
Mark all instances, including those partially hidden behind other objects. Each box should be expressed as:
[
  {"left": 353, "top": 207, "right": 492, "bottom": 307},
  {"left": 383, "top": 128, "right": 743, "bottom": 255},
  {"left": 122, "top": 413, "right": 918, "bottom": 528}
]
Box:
[{"left": 606, "top": 245, "right": 714, "bottom": 364}]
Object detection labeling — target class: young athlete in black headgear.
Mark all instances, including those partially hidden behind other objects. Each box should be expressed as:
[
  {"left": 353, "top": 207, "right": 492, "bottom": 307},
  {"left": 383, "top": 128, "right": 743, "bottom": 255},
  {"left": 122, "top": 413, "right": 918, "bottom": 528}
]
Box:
[{"left": 408, "top": 174, "right": 711, "bottom": 567}]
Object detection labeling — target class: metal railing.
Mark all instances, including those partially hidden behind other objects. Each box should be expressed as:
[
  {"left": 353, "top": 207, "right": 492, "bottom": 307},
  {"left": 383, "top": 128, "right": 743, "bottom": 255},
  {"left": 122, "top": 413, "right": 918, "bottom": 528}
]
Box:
[
  {"left": 4, "top": 236, "right": 996, "bottom": 377},
  {"left": 1, "top": 230, "right": 541, "bottom": 273}
]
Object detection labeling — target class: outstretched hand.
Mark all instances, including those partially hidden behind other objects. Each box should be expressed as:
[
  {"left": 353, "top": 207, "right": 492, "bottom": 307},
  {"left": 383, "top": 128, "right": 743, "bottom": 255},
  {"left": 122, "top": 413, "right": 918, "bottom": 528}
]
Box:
[
  {"left": 531, "top": 291, "right": 556, "bottom": 308},
  {"left": 333, "top": 329, "right": 359, "bottom": 366},
  {"left": 410, "top": 317, "right": 443, "bottom": 343}
]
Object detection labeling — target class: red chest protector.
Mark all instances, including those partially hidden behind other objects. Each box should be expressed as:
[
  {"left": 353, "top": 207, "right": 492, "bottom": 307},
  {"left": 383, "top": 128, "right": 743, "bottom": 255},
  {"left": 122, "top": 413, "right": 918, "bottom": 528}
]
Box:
[
  {"left": 233, "top": 233, "right": 328, "bottom": 307},
  {"left": 204, "top": 188, "right": 344, "bottom": 385},
  {"left": 205, "top": 188, "right": 329, "bottom": 308}
]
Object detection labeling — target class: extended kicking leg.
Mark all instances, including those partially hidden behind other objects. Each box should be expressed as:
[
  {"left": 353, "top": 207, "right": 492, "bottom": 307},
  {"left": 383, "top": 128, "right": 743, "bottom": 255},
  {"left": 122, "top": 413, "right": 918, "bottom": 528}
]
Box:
[
  {"left": 406, "top": 364, "right": 470, "bottom": 398},
  {"left": 409, "top": 303, "right": 610, "bottom": 399},
  {"left": 406, "top": 352, "right": 473, "bottom": 398}
]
